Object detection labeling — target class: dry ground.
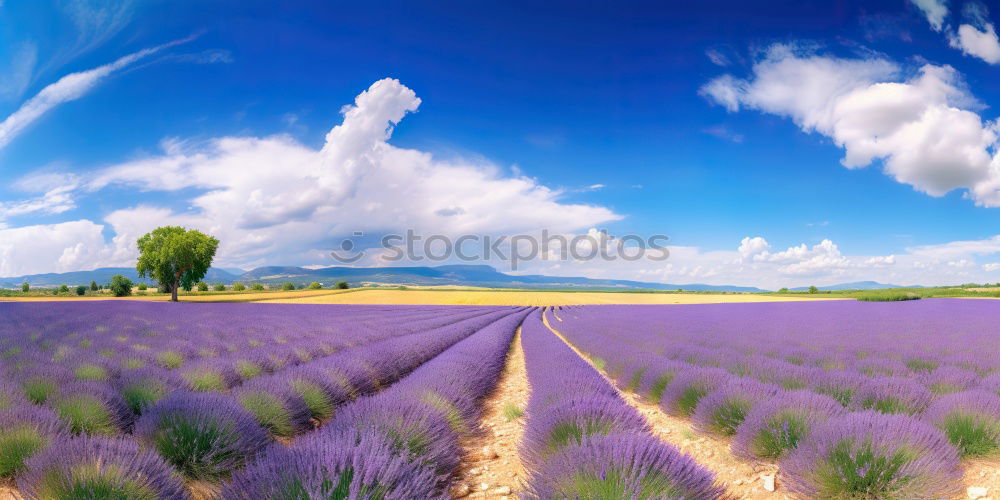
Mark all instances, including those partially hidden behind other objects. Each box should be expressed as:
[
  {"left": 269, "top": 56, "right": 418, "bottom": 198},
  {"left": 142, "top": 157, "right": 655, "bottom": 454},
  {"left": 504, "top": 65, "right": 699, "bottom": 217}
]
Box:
[
  {"left": 452, "top": 329, "right": 530, "bottom": 499},
  {"left": 259, "top": 289, "right": 833, "bottom": 306}
]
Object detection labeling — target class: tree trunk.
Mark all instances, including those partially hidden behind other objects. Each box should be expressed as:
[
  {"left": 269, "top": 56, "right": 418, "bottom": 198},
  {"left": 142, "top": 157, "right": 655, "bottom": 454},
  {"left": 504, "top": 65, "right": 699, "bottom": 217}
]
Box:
[{"left": 171, "top": 282, "right": 179, "bottom": 302}]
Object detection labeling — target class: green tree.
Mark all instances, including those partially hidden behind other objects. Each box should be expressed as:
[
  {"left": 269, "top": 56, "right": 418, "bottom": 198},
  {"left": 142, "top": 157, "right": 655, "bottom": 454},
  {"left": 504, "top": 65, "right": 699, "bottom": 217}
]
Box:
[
  {"left": 778, "top": 287, "right": 789, "bottom": 293},
  {"left": 251, "top": 283, "right": 265, "bottom": 291},
  {"left": 308, "top": 282, "right": 322, "bottom": 289},
  {"left": 335, "top": 281, "right": 349, "bottom": 290},
  {"left": 233, "top": 282, "right": 246, "bottom": 291},
  {"left": 282, "top": 282, "right": 296, "bottom": 291},
  {"left": 75, "top": 285, "right": 87, "bottom": 296},
  {"left": 137, "top": 283, "right": 148, "bottom": 291},
  {"left": 136, "top": 226, "right": 219, "bottom": 302},
  {"left": 21, "top": 282, "right": 28, "bottom": 293},
  {"left": 808, "top": 285, "right": 819, "bottom": 294},
  {"left": 58, "top": 284, "right": 69, "bottom": 294},
  {"left": 214, "top": 283, "right": 226, "bottom": 291},
  {"left": 196, "top": 281, "right": 209, "bottom": 292},
  {"left": 109, "top": 275, "right": 133, "bottom": 297},
  {"left": 90, "top": 280, "right": 98, "bottom": 292}
]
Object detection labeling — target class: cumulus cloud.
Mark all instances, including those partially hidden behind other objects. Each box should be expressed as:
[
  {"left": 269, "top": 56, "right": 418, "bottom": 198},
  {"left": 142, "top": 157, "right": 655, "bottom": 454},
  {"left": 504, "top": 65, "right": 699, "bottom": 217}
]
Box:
[
  {"left": 0, "top": 36, "right": 194, "bottom": 151},
  {"left": 701, "top": 43, "right": 1000, "bottom": 206},
  {"left": 911, "top": 0, "right": 949, "bottom": 32},
  {"left": 949, "top": 21, "right": 1000, "bottom": 64},
  {"left": 0, "top": 220, "right": 107, "bottom": 277},
  {"left": 0, "top": 78, "right": 619, "bottom": 275}
]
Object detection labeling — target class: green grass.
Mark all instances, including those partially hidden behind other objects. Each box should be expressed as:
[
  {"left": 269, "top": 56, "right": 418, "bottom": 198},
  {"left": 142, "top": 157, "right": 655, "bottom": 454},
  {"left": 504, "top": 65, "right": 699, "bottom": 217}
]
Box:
[
  {"left": 52, "top": 395, "right": 118, "bottom": 435},
  {"left": 939, "top": 412, "right": 999, "bottom": 457},
  {"left": 22, "top": 377, "right": 58, "bottom": 404},
  {"left": 292, "top": 380, "right": 334, "bottom": 421},
  {"left": 750, "top": 411, "right": 810, "bottom": 459},
  {"left": 547, "top": 418, "right": 614, "bottom": 453},
  {"left": 183, "top": 371, "right": 226, "bottom": 392},
  {"left": 708, "top": 398, "right": 752, "bottom": 435},
  {"left": 156, "top": 351, "right": 184, "bottom": 369},
  {"left": 235, "top": 361, "right": 263, "bottom": 381},
  {"left": 120, "top": 382, "right": 168, "bottom": 415},
  {"left": 0, "top": 426, "right": 49, "bottom": 478},
  {"left": 648, "top": 372, "right": 675, "bottom": 404},
  {"left": 74, "top": 364, "right": 109, "bottom": 382},
  {"left": 33, "top": 463, "right": 159, "bottom": 500},
  {"left": 239, "top": 392, "right": 294, "bottom": 437},
  {"left": 555, "top": 468, "right": 682, "bottom": 499},
  {"left": 675, "top": 385, "right": 710, "bottom": 417},
  {"left": 150, "top": 415, "right": 241, "bottom": 480},
  {"left": 814, "top": 439, "right": 916, "bottom": 498},
  {"left": 501, "top": 403, "right": 524, "bottom": 421}
]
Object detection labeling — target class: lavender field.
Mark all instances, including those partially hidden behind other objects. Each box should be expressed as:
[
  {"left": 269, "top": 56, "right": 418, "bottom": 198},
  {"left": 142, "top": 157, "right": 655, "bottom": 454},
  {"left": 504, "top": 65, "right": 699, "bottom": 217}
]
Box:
[{"left": 0, "top": 299, "right": 997, "bottom": 498}]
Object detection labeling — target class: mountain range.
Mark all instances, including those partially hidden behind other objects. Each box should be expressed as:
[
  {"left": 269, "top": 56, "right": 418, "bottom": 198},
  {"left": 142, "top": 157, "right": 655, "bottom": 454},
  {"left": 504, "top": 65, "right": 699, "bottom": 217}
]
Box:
[{"left": 1, "top": 265, "right": 771, "bottom": 292}]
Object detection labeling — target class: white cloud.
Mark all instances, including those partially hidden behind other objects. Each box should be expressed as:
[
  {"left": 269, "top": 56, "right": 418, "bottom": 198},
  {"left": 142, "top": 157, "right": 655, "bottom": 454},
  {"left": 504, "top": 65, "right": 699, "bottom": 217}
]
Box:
[
  {"left": 701, "top": 44, "right": 1000, "bottom": 206},
  {"left": 911, "top": 0, "right": 949, "bottom": 32},
  {"left": 0, "top": 36, "right": 193, "bottom": 151},
  {"left": 738, "top": 236, "right": 770, "bottom": 260},
  {"left": 0, "top": 220, "right": 107, "bottom": 277},
  {"left": 984, "top": 262, "right": 1000, "bottom": 272},
  {"left": 949, "top": 23, "right": 1000, "bottom": 64},
  {"left": 2, "top": 78, "right": 619, "bottom": 274}
]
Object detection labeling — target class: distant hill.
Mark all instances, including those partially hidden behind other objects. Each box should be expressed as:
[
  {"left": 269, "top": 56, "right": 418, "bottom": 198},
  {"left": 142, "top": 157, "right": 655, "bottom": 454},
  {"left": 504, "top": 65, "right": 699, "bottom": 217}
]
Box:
[
  {"left": 1, "top": 264, "right": 767, "bottom": 292},
  {"left": 790, "top": 281, "right": 923, "bottom": 291}
]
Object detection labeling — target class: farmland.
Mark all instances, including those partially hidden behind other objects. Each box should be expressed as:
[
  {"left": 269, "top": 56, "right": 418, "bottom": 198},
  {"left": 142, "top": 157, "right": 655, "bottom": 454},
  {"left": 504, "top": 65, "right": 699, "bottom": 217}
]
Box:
[{"left": 0, "top": 299, "right": 996, "bottom": 499}]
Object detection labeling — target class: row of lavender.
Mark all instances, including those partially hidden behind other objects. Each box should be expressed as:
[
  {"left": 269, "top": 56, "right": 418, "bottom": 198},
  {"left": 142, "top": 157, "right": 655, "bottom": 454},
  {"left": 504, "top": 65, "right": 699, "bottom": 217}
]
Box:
[
  {"left": 518, "top": 310, "right": 725, "bottom": 498},
  {"left": 549, "top": 301, "right": 1000, "bottom": 497},
  {"left": 0, "top": 302, "right": 523, "bottom": 497},
  {"left": 224, "top": 307, "right": 533, "bottom": 497}
]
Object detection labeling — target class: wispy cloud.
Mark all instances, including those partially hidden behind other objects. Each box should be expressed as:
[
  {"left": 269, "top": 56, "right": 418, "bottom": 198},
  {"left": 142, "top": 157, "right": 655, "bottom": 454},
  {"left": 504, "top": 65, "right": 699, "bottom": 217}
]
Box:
[{"left": 0, "top": 36, "right": 195, "bottom": 152}]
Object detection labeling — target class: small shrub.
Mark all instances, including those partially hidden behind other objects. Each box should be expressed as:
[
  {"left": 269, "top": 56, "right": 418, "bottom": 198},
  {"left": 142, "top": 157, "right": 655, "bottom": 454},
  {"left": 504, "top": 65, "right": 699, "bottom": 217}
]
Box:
[
  {"left": 58, "top": 284, "right": 70, "bottom": 294},
  {"left": 75, "top": 285, "right": 87, "bottom": 296},
  {"left": 137, "top": 282, "right": 147, "bottom": 291},
  {"left": 251, "top": 283, "right": 265, "bottom": 291},
  {"left": 282, "top": 282, "right": 295, "bottom": 291},
  {"left": 109, "top": 275, "right": 133, "bottom": 297},
  {"left": 233, "top": 282, "right": 246, "bottom": 291},
  {"left": 308, "top": 281, "right": 322, "bottom": 289},
  {"left": 213, "top": 283, "right": 226, "bottom": 291},
  {"left": 335, "top": 281, "right": 349, "bottom": 289},
  {"left": 196, "top": 281, "right": 208, "bottom": 292}
]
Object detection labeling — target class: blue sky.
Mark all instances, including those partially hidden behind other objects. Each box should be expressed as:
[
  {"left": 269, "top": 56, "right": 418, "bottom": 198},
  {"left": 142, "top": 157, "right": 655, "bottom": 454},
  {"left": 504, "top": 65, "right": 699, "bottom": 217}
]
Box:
[{"left": 2, "top": 0, "right": 1000, "bottom": 288}]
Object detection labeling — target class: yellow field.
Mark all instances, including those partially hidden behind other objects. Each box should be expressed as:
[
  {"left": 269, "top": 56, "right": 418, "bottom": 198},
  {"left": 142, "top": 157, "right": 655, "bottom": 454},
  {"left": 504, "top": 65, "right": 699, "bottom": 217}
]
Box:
[
  {"left": 259, "top": 289, "right": 837, "bottom": 306},
  {"left": 1, "top": 288, "right": 842, "bottom": 306}
]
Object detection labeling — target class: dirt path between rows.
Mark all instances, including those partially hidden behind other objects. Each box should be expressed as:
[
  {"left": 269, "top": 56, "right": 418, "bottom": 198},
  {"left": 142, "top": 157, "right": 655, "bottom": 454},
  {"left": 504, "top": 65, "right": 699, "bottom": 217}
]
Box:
[
  {"left": 451, "top": 327, "right": 530, "bottom": 499},
  {"left": 539, "top": 308, "right": 778, "bottom": 498},
  {"left": 541, "top": 308, "right": 999, "bottom": 500}
]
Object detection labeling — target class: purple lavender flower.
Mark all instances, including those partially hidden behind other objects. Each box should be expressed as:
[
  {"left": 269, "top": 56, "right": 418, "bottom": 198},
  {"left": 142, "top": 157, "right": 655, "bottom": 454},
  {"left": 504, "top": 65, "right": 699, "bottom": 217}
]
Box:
[
  {"left": 920, "top": 365, "right": 978, "bottom": 395},
  {"left": 115, "top": 366, "right": 185, "bottom": 415},
  {"left": 659, "top": 366, "right": 732, "bottom": 417},
  {"left": 808, "top": 370, "right": 867, "bottom": 407},
  {"left": 692, "top": 378, "right": 781, "bottom": 436},
  {"left": 18, "top": 436, "right": 186, "bottom": 499},
  {"left": 523, "top": 432, "right": 725, "bottom": 499},
  {"left": 134, "top": 391, "right": 272, "bottom": 480},
  {"left": 851, "top": 376, "right": 933, "bottom": 415},
  {"left": 224, "top": 430, "right": 440, "bottom": 499},
  {"left": 782, "top": 411, "right": 962, "bottom": 498},
  {"left": 732, "top": 390, "right": 846, "bottom": 460},
  {"left": 923, "top": 390, "right": 1000, "bottom": 457}
]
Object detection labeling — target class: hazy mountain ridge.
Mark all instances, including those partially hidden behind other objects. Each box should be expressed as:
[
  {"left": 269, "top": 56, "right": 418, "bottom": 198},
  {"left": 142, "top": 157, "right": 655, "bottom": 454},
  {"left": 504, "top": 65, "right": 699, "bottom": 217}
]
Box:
[{"left": 1, "top": 265, "right": 769, "bottom": 292}]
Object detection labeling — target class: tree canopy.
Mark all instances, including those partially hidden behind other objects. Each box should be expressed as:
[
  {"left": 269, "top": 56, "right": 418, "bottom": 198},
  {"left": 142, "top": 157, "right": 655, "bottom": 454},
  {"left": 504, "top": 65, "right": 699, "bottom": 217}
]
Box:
[{"left": 136, "top": 226, "right": 219, "bottom": 302}]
